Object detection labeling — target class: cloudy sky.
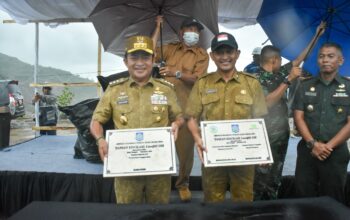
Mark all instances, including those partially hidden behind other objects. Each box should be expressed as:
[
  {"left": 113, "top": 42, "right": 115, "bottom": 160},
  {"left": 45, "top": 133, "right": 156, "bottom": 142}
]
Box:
[{"left": 0, "top": 9, "right": 272, "bottom": 81}]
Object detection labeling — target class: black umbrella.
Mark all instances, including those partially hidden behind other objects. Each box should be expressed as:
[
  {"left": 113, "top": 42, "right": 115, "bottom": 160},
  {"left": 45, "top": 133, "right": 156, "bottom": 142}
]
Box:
[{"left": 89, "top": 0, "right": 219, "bottom": 56}]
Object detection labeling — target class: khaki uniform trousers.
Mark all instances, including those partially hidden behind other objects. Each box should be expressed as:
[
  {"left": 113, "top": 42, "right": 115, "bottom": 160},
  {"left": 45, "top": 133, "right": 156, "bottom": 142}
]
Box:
[
  {"left": 114, "top": 175, "right": 171, "bottom": 204},
  {"left": 202, "top": 165, "right": 255, "bottom": 202},
  {"left": 175, "top": 123, "right": 194, "bottom": 189}
]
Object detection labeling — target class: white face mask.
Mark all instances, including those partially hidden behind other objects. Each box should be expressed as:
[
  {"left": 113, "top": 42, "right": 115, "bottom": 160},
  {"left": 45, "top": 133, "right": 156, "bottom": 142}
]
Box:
[{"left": 183, "top": 32, "right": 199, "bottom": 46}]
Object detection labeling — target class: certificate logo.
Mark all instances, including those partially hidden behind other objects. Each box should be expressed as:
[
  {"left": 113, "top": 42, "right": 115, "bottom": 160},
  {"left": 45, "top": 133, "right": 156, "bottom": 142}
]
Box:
[
  {"left": 231, "top": 124, "right": 239, "bottom": 133},
  {"left": 135, "top": 132, "right": 144, "bottom": 141},
  {"left": 209, "top": 125, "right": 218, "bottom": 134},
  {"left": 249, "top": 124, "right": 258, "bottom": 129}
]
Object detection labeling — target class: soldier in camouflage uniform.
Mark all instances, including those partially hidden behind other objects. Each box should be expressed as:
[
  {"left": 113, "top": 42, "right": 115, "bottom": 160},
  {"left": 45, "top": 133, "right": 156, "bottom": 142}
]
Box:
[
  {"left": 90, "top": 36, "right": 184, "bottom": 204},
  {"left": 186, "top": 32, "right": 268, "bottom": 202},
  {"left": 254, "top": 23, "right": 326, "bottom": 200}
]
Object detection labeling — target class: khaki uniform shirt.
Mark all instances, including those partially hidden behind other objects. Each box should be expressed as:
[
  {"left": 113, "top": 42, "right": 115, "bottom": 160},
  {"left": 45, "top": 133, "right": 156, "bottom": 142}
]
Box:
[
  {"left": 185, "top": 71, "right": 268, "bottom": 121},
  {"left": 92, "top": 77, "right": 182, "bottom": 129},
  {"left": 156, "top": 42, "right": 209, "bottom": 109}
]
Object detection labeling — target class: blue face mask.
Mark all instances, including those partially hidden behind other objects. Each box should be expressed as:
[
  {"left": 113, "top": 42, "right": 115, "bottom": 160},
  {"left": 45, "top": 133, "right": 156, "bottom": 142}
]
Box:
[{"left": 183, "top": 32, "right": 199, "bottom": 47}]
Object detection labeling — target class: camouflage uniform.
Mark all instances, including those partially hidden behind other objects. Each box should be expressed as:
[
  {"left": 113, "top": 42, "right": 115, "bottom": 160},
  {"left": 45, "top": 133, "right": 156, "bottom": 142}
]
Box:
[
  {"left": 92, "top": 76, "right": 182, "bottom": 204},
  {"left": 254, "top": 63, "right": 292, "bottom": 200},
  {"left": 293, "top": 74, "right": 350, "bottom": 203},
  {"left": 185, "top": 71, "right": 267, "bottom": 202}
]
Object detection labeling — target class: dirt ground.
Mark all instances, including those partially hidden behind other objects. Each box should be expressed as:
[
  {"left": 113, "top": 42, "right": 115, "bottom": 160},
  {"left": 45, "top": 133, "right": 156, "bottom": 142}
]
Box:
[{"left": 9, "top": 116, "right": 76, "bottom": 146}]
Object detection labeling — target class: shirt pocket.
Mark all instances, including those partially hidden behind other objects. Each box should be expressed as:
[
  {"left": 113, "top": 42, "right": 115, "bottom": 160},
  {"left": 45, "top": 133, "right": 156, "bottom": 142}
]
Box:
[
  {"left": 234, "top": 95, "right": 253, "bottom": 118},
  {"left": 331, "top": 96, "right": 350, "bottom": 116},
  {"left": 151, "top": 104, "right": 169, "bottom": 125},
  {"left": 113, "top": 105, "right": 133, "bottom": 128},
  {"left": 303, "top": 95, "right": 319, "bottom": 113},
  {"left": 202, "top": 94, "right": 220, "bottom": 120}
]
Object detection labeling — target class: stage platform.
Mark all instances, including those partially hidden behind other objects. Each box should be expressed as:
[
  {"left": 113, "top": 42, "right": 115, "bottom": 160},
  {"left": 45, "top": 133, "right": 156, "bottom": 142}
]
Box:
[
  {"left": 9, "top": 197, "right": 350, "bottom": 220},
  {"left": 1, "top": 135, "right": 349, "bottom": 217}
]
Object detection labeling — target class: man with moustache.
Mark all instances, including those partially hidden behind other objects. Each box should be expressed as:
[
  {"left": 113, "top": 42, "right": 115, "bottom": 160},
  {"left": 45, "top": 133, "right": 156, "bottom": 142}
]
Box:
[{"left": 293, "top": 42, "right": 350, "bottom": 204}]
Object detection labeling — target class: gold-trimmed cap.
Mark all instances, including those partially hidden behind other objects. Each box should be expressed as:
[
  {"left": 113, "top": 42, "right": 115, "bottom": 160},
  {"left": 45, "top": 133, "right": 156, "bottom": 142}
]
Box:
[{"left": 125, "top": 36, "right": 154, "bottom": 54}]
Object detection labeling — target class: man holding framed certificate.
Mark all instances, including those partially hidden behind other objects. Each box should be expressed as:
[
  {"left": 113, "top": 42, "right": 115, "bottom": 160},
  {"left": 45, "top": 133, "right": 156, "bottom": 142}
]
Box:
[
  {"left": 90, "top": 35, "right": 184, "bottom": 204},
  {"left": 186, "top": 32, "right": 268, "bottom": 202}
]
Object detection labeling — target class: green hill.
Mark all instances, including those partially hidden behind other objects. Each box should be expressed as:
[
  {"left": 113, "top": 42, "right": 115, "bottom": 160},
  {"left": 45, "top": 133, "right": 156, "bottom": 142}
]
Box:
[{"left": 0, "top": 52, "right": 99, "bottom": 113}]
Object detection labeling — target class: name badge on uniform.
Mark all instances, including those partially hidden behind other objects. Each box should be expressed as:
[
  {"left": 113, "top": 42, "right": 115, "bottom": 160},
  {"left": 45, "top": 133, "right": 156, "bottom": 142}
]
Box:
[
  {"left": 151, "top": 94, "right": 167, "bottom": 105},
  {"left": 333, "top": 92, "right": 349, "bottom": 97},
  {"left": 305, "top": 91, "right": 317, "bottom": 96},
  {"left": 206, "top": 89, "right": 217, "bottom": 94},
  {"left": 117, "top": 95, "right": 129, "bottom": 105}
]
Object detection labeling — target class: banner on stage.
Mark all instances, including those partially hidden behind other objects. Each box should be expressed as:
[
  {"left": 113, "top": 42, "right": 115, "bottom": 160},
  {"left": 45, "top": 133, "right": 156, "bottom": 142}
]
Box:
[
  {"left": 103, "top": 127, "right": 176, "bottom": 177},
  {"left": 201, "top": 119, "right": 273, "bottom": 167}
]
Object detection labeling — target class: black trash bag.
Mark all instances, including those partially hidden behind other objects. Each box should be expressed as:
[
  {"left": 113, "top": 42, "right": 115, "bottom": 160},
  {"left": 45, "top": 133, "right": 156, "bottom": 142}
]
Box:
[
  {"left": 59, "top": 98, "right": 113, "bottom": 163},
  {"left": 97, "top": 71, "right": 129, "bottom": 91},
  {"left": 97, "top": 67, "right": 161, "bottom": 92}
]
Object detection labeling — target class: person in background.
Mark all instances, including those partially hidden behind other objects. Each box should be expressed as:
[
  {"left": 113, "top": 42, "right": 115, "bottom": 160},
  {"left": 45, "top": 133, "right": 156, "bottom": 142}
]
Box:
[
  {"left": 293, "top": 42, "right": 350, "bottom": 204},
  {"left": 244, "top": 47, "right": 261, "bottom": 74},
  {"left": 32, "top": 86, "right": 58, "bottom": 135},
  {"left": 0, "top": 82, "right": 11, "bottom": 147},
  {"left": 186, "top": 32, "right": 267, "bottom": 202},
  {"left": 90, "top": 35, "right": 184, "bottom": 204},
  {"left": 253, "top": 22, "right": 325, "bottom": 200},
  {"left": 152, "top": 16, "right": 209, "bottom": 202}
]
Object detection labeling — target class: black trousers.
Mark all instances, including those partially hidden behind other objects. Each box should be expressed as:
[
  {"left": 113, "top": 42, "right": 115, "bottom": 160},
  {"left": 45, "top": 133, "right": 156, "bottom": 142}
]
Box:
[
  {"left": 295, "top": 140, "right": 349, "bottom": 204},
  {"left": 0, "top": 113, "right": 11, "bottom": 148}
]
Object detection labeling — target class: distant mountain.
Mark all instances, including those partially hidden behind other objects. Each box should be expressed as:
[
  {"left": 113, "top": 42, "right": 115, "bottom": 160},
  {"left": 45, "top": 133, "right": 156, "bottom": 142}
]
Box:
[{"left": 0, "top": 52, "right": 99, "bottom": 113}]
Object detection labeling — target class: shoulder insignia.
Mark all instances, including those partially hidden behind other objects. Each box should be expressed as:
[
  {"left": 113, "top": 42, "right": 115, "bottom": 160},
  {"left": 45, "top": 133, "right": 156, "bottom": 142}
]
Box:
[
  {"left": 300, "top": 76, "right": 314, "bottom": 82},
  {"left": 109, "top": 77, "right": 129, "bottom": 87},
  {"left": 197, "top": 47, "right": 209, "bottom": 56},
  {"left": 154, "top": 78, "right": 175, "bottom": 89},
  {"left": 198, "top": 72, "right": 213, "bottom": 80},
  {"left": 240, "top": 71, "right": 257, "bottom": 79}
]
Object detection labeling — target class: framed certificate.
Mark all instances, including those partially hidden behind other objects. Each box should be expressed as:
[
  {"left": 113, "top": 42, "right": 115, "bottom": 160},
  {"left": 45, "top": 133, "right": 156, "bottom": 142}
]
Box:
[
  {"left": 103, "top": 127, "right": 176, "bottom": 177},
  {"left": 201, "top": 119, "right": 273, "bottom": 167}
]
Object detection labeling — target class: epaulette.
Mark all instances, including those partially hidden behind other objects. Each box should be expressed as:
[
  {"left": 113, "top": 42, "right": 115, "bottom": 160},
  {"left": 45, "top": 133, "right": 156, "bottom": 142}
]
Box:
[
  {"left": 198, "top": 72, "right": 212, "bottom": 80},
  {"left": 109, "top": 77, "right": 129, "bottom": 87},
  {"left": 300, "top": 76, "right": 314, "bottom": 82},
  {"left": 197, "top": 47, "right": 208, "bottom": 56},
  {"left": 240, "top": 71, "right": 257, "bottom": 79},
  {"left": 154, "top": 78, "right": 175, "bottom": 89}
]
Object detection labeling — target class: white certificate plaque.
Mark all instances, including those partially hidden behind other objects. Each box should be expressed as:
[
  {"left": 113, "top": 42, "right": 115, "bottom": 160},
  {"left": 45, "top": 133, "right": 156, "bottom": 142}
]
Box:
[
  {"left": 201, "top": 119, "right": 273, "bottom": 167},
  {"left": 103, "top": 127, "right": 176, "bottom": 177}
]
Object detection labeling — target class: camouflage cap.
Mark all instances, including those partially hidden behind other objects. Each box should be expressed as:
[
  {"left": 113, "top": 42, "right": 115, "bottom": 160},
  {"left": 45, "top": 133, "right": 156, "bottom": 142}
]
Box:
[{"left": 125, "top": 36, "right": 154, "bottom": 54}]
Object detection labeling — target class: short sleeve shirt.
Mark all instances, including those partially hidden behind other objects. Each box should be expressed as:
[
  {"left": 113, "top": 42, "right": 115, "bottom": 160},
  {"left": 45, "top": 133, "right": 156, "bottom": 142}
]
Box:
[
  {"left": 185, "top": 71, "right": 267, "bottom": 121},
  {"left": 92, "top": 77, "right": 182, "bottom": 129},
  {"left": 292, "top": 74, "right": 350, "bottom": 142}
]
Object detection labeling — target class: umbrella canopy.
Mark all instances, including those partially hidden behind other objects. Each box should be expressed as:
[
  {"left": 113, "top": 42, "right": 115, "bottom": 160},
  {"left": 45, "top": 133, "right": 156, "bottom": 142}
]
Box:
[
  {"left": 257, "top": 0, "right": 350, "bottom": 76},
  {"left": 89, "top": 0, "right": 219, "bottom": 56}
]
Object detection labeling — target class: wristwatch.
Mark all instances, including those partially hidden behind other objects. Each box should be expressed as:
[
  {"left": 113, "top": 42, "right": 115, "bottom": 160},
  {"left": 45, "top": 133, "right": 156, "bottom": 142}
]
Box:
[
  {"left": 175, "top": 71, "right": 182, "bottom": 79},
  {"left": 306, "top": 139, "right": 316, "bottom": 150},
  {"left": 282, "top": 77, "right": 291, "bottom": 86}
]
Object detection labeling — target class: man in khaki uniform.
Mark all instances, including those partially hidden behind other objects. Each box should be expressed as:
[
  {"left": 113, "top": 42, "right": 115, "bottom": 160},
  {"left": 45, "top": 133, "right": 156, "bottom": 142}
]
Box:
[
  {"left": 186, "top": 32, "right": 268, "bottom": 202},
  {"left": 152, "top": 16, "right": 209, "bottom": 201},
  {"left": 90, "top": 36, "right": 184, "bottom": 204}
]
